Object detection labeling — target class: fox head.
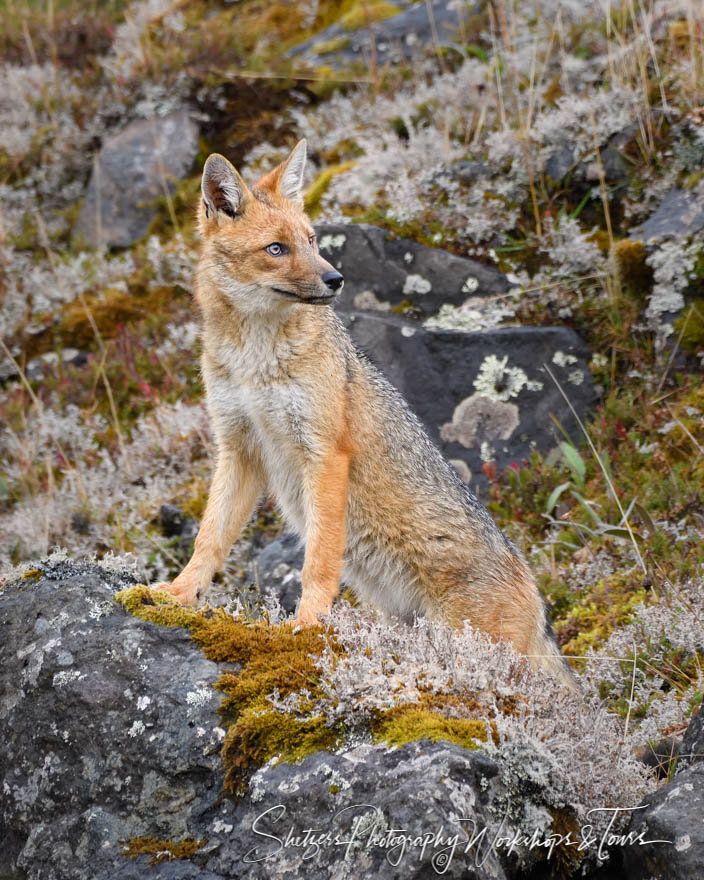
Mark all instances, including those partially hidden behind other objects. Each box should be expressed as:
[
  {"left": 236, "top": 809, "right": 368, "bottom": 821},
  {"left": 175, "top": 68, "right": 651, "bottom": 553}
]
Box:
[{"left": 197, "top": 140, "right": 343, "bottom": 316}]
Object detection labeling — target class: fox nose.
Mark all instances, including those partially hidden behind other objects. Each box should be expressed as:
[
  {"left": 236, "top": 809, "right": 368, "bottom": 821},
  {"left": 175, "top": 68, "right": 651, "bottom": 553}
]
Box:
[{"left": 322, "top": 271, "right": 344, "bottom": 292}]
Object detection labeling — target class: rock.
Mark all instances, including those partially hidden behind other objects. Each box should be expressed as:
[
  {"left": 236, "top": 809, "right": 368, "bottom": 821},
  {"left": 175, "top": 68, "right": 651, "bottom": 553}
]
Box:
[
  {"left": 291, "top": 0, "right": 478, "bottom": 68},
  {"left": 0, "top": 560, "right": 583, "bottom": 880},
  {"left": 630, "top": 187, "right": 704, "bottom": 243},
  {"left": 680, "top": 703, "right": 704, "bottom": 770},
  {"left": 621, "top": 763, "right": 704, "bottom": 880},
  {"left": 341, "top": 311, "right": 596, "bottom": 482},
  {"left": 74, "top": 110, "right": 199, "bottom": 249},
  {"left": 158, "top": 503, "right": 199, "bottom": 556},
  {"left": 246, "top": 532, "right": 304, "bottom": 615},
  {"left": 453, "top": 159, "right": 491, "bottom": 185},
  {"left": 545, "top": 147, "right": 575, "bottom": 181},
  {"left": 0, "top": 559, "right": 225, "bottom": 880},
  {"left": 205, "top": 740, "right": 553, "bottom": 880},
  {"left": 317, "top": 223, "right": 508, "bottom": 317}
]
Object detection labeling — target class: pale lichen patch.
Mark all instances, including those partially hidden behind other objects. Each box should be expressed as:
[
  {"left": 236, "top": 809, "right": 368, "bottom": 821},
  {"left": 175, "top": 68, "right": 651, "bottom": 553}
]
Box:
[
  {"left": 318, "top": 233, "right": 346, "bottom": 251},
  {"left": 440, "top": 393, "right": 519, "bottom": 449},
  {"left": 473, "top": 355, "right": 542, "bottom": 402},
  {"left": 402, "top": 273, "right": 432, "bottom": 295},
  {"left": 552, "top": 350, "right": 578, "bottom": 367}
]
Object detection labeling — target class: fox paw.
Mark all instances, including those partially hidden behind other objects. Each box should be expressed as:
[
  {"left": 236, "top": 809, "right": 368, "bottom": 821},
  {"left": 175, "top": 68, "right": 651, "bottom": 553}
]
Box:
[
  {"left": 151, "top": 580, "right": 200, "bottom": 606},
  {"left": 289, "top": 605, "right": 328, "bottom": 628}
]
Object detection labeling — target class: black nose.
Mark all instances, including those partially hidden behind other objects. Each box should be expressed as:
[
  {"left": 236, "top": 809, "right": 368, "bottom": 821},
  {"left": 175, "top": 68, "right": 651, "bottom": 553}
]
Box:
[{"left": 322, "top": 271, "right": 344, "bottom": 292}]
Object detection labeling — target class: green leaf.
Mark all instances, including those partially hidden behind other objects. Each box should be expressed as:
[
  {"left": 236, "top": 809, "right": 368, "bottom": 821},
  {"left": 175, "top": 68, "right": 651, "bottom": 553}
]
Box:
[
  {"left": 634, "top": 503, "right": 657, "bottom": 534},
  {"left": 570, "top": 491, "right": 603, "bottom": 525},
  {"left": 545, "top": 481, "right": 571, "bottom": 514},
  {"left": 600, "top": 526, "right": 643, "bottom": 543},
  {"left": 561, "top": 442, "right": 586, "bottom": 489}
]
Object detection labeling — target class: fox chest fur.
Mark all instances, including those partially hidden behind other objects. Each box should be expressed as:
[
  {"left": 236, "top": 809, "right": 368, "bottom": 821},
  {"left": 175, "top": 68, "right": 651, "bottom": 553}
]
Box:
[{"left": 202, "top": 320, "right": 337, "bottom": 540}]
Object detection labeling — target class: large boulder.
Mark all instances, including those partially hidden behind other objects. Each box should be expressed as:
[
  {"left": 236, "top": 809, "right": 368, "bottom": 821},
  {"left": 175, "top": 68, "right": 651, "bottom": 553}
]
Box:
[
  {"left": 0, "top": 559, "right": 224, "bottom": 880},
  {"left": 341, "top": 311, "right": 596, "bottom": 483},
  {"left": 0, "top": 561, "right": 566, "bottom": 880},
  {"left": 74, "top": 110, "right": 199, "bottom": 249},
  {"left": 621, "top": 764, "right": 704, "bottom": 879},
  {"left": 291, "top": 0, "right": 474, "bottom": 68},
  {"left": 621, "top": 705, "right": 704, "bottom": 879},
  {"left": 317, "top": 222, "right": 509, "bottom": 317}
]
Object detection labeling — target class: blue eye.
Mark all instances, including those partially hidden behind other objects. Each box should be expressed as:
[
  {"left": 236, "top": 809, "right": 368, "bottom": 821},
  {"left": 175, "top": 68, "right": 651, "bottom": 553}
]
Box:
[{"left": 265, "top": 242, "right": 287, "bottom": 256}]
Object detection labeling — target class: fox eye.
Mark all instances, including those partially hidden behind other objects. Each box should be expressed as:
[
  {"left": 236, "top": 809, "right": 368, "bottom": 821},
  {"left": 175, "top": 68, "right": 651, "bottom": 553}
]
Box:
[
  {"left": 265, "top": 242, "right": 288, "bottom": 257},
  {"left": 309, "top": 234, "right": 316, "bottom": 247}
]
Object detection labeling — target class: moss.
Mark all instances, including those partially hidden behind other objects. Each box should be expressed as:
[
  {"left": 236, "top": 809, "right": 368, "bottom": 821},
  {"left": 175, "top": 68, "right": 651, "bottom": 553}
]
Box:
[
  {"left": 223, "top": 708, "right": 342, "bottom": 795},
  {"left": 21, "top": 568, "right": 43, "bottom": 580},
  {"left": 56, "top": 285, "right": 176, "bottom": 351},
  {"left": 339, "top": 0, "right": 399, "bottom": 30},
  {"left": 674, "top": 298, "right": 704, "bottom": 350},
  {"left": 311, "top": 35, "right": 351, "bottom": 56},
  {"left": 373, "top": 706, "right": 488, "bottom": 750},
  {"left": 612, "top": 239, "right": 653, "bottom": 299},
  {"left": 123, "top": 836, "right": 207, "bottom": 866},
  {"left": 304, "top": 161, "right": 357, "bottom": 218},
  {"left": 114, "top": 584, "right": 199, "bottom": 628}
]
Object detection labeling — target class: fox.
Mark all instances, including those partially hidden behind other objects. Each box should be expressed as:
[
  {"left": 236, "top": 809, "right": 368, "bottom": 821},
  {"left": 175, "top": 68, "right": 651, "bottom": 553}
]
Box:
[{"left": 155, "top": 139, "right": 578, "bottom": 690}]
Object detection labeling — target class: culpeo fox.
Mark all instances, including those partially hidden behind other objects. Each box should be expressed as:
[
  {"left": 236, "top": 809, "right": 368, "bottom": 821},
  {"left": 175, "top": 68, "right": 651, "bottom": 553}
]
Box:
[{"left": 156, "top": 139, "right": 577, "bottom": 690}]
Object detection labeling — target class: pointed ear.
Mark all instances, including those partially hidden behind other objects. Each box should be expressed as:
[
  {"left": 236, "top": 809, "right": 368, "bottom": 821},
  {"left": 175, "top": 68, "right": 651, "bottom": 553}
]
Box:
[
  {"left": 201, "top": 154, "right": 248, "bottom": 219},
  {"left": 257, "top": 139, "right": 307, "bottom": 206}
]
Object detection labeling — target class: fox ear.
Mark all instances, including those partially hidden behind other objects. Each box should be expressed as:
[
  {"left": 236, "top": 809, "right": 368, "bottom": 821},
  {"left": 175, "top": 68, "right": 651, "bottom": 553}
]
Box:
[
  {"left": 201, "top": 154, "right": 248, "bottom": 219},
  {"left": 257, "top": 139, "right": 307, "bottom": 205}
]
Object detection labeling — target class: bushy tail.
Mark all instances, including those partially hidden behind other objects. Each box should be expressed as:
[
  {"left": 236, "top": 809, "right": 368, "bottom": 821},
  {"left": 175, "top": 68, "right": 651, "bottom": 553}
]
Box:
[{"left": 528, "top": 610, "right": 581, "bottom": 694}]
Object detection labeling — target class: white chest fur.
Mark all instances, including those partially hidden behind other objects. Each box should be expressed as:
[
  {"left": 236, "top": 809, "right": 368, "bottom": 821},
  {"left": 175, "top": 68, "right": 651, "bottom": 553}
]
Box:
[{"left": 204, "top": 333, "right": 315, "bottom": 537}]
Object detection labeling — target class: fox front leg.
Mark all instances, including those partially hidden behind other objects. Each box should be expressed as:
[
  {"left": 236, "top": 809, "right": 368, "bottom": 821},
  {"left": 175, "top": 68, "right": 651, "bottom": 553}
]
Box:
[
  {"left": 154, "top": 448, "right": 264, "bottom": 605},
  {"left": 292, "top": 447, "right": 350, "bottom": 626}
]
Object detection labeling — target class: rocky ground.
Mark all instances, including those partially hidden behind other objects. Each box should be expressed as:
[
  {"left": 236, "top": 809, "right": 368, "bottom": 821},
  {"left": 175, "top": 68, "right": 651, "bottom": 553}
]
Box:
[{"left": 1, "top": 1, "right": 704, "bottom": 878}]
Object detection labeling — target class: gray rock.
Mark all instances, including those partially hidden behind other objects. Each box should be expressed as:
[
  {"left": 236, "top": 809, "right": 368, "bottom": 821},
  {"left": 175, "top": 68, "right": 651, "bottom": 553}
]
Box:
[
  {"left": 317, "top": 222, "right": 508, "bottom": 317},
  {"left": 454, "top": 159, "right": 491, "bottom": 185},
  {"left": 622, "top": 763, "right": 704, "bottom": 880},
  {"left": 291, "top": 0, "right": 477, "bottom": 68},
  {"left": 630, "top": 187, "right": 704, "bottom": 243},
  {"left": 208, "top": 741, "right": 551, "bottom": 880},
  {"left": 74, "top": 110, "right": 199, "bottom": 249},
  {"left": 159, "top": 503, "right": 199, "bottom": 557},
  {"left": 246, "top": 533, "right": 304, "bottom": 615},
  {"left": 0, "top": 559, "right": 225, "bottom": 880},
  {"left": 545, "top": 147, "right": 575, "bottom": 181},
  {"left": 341, "top": 311, "right": 596, "bottom": 483},
  {"left": 680, "top": 703, "right": 704, "bottom": 770}
]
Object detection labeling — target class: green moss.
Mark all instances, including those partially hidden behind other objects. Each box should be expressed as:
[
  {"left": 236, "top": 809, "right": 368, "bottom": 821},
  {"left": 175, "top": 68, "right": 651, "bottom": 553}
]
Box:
[
  {"left": 373, "top": 706, "right": 488, "bottom": 750},
  {"left": 114, "top": 584, "right": 199, "bottom": 628},
  {"left": 674, "top": 299, "right": 704, "bottom": 350},
  {"left": 123, "top": 836, "right": 207, "bottom": 866},
  {"left": 339, "top": 0, "right": 399, "bottom": 30},
  {"left": 223, "top": 708, "right": 342, "bottom": 795},
  {"left": 21, "top": 567, "right": 43, "bottom": 580},
  {"left": 304, "top": 161, "right": 357, "bottom": 218},
  {"left": 612, "top": 239, "right": 653, "bottom": 299},
  {"left": 311, "top": 35, "right": 351, "bottom": 56}
]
